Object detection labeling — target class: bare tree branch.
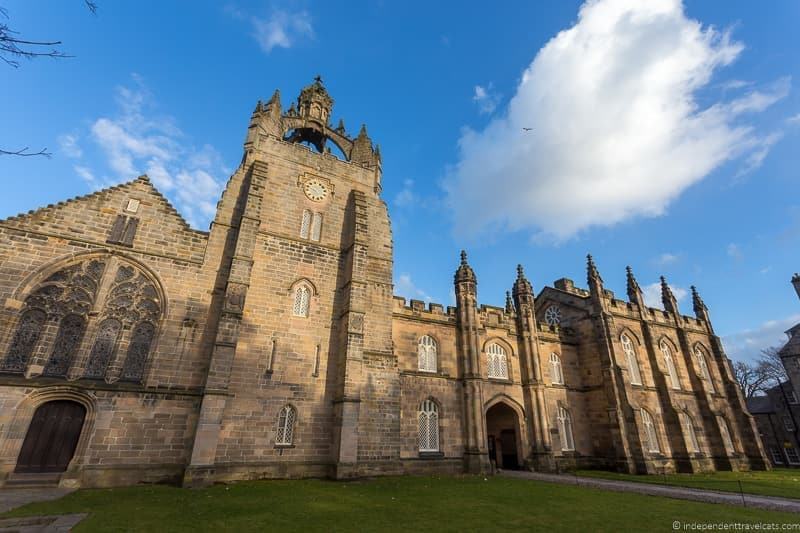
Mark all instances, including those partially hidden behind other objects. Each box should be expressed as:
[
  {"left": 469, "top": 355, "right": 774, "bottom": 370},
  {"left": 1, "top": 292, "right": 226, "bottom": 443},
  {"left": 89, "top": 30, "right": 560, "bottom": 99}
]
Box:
[
  {"left": 733, "top": 359, "right": 772, "bottom": 399},
  {"left": 0, "top": 147, "right": 52, "bottom": 158},
  {"left": 1, "top": 2, "right": 96, "bottom": 157}
]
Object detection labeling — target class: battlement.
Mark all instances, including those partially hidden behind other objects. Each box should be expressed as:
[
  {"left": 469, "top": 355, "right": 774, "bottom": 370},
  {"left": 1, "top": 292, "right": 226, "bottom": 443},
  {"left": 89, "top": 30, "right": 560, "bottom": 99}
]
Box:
[{"left": 392, "top": 296, "right": 456, "bottom": 321}]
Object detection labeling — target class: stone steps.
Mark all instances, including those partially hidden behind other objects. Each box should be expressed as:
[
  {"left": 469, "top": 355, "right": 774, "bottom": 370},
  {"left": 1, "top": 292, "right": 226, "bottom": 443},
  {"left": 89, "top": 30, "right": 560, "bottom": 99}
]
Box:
[{"left": 4, "top": 472, "right": 62, "bottom": 488}]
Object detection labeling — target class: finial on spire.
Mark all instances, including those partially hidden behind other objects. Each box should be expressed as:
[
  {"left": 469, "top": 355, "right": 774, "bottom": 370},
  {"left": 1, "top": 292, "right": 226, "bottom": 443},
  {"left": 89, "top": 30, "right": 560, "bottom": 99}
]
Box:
[
  {"left": 517, "top": 264, "right": 525, "bottom": 279},
  {"left": 660, "top": 275, "right": 678, "bottom": 314},
  {"left": 505, "top": 291, "right": 514, "bottom": 314},
  {"left": 357, "top": 124, "right": 369, "bottom": 138},
  {"left": 314, "top": 74, "right": 323, "bottom": 85},
  {"left": 454, "top": 249, "right": 476, "bottom": 285},
  {"left": 268, "top": 89, "right": 281, "bottom": 104},
  {"left": 792, "top": 273, "right": 800, "bottom": 301},
  {"left": 336, "top": 118, "right": 346, "bottom": 133},
  {"left": 626, "top": 265, "right": 641, "bottom": 302},
  {"left": 587, "top": 254, "right": 602, "bottom": 285}
]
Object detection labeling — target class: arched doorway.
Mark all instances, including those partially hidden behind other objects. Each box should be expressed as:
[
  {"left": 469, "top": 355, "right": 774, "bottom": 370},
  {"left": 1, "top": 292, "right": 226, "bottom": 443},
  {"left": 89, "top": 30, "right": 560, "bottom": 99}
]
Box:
[
  {"left": 15, "top": 400, "right": 86, "bottom": 473},
  {"left": 486, "top": 402, "right": 521, "bottom": 470}
]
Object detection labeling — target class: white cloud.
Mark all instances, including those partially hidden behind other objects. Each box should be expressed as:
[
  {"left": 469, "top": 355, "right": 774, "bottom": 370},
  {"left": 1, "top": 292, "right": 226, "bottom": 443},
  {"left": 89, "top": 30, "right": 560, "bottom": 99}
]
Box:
[
  {"left": 759, "top": 266, "right": 772, "bottom": 275},
  {"left": 654, "top": 252, "right": 681, "bottom": 266},
  {"left": 727, "top": 242, "right": 743, "bottom": 261},
  {"left": 473, "top": 83, "right": 500, "bottom": 114},
  {"left": 445, "top": 0, "right": 788, "bottom": 241},
  {"left": 395, "top": 273, "right": 433, "bottom": 302},
  {"left": 788, "top": 113, "right": 800, "bottom": 125},
  {"left": 394, "top": 179, "right": 416, "bottom": 208},
  {"left": 251, "top": 10, "right": 313, "bottom": 53},
  {"left": 722, "top": 314, "right": 800, "bottom": 363},
  {"left": 642, "top": 281, "right": 688, "bottom": 310},
  {"left": 64, "top": 76, "right": 225, "bottom": 229},
  {"left": 58, "top": 134, "right": 82, "bottom": 159}
]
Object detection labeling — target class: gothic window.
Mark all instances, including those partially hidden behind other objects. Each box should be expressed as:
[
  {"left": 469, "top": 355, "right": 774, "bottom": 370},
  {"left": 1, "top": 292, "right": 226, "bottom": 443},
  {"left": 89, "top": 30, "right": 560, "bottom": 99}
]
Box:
[
  {"left": 418, "top": 335, "right": 437, "bottom": 373},
  {"left": 43, "top": 314, "right": 86, "bottom": 377},
  {"left": 717, "top": 416, "right": 735, "bottom": 455},
  {"left": 300, "top": 209, "right": 312, "bottom": 239},
  {"left": 84, "top": 319, "right": 121, "bottom": 379},
  {"left": 680, "top": 412, "right": 700, "bottom": 454},
  {"left": 550, "top": 353, "right": 564, "bottom": 385},
  {"left": 120, "top": 322, "right": 156, "bottom": 382},
  {"left": 487, "top": 343, "right": 508, "bottom": 379},
  {"left": 292, "top": 286, "right": 310, "bottom": 317},
  {"left": 557, "top": 406, "right": 575, "bottom": 451},
  {"left": 770, "top": 447, "right": 784, "bottom": 465},
  {"left": 310, "top": 213, "right": 322, "bottom": 242},
  {"left": 1, "top": 309, "right": 46, "bottom": 373},
  {"left": 418, "top": 399, "right": 440, "bottom": 452},
  {"left": 660, "top": 341, "right": 680, "bottom": 390},
  {"left": 621, "top": 334, "right": 642, "bottom": 385},
  {"left": 788, "top": 388, "right": 798, "bottom": 404},
  {"left": 641, "top": 409, "right": 660, "bottom": 453},
  {"left": 787, "top": 447, "right": 800, "bottom": 465},
  {"left": 783, "top": 415, "right": 796, "bottom": 432},
  {"left": 276, "top": 405, "right": 296, "bottom": 446},
  {"left": 544, "top": 305, "right": 562, "bottom": 327},
  {"left": 694, "top": 346, "right": 715, "bottom": 393}
]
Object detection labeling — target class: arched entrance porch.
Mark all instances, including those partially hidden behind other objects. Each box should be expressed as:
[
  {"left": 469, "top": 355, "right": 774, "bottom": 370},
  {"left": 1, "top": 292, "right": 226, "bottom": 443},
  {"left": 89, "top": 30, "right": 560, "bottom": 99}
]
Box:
[{"left": 486, "top": 401, "right": 522, "bottom": 470}]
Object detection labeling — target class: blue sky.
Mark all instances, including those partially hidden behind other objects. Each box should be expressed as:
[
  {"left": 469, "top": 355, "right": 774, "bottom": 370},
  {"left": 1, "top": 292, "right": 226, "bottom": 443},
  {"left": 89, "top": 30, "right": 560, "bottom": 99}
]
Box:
[{"left": 1, "top": 0, "right": 798, "bottom": 362}]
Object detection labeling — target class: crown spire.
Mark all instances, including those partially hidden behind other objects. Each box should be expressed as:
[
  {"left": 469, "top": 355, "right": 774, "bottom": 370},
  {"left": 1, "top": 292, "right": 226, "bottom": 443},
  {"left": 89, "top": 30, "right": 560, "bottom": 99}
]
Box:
[
  {"left": 505, "top": 291, "right": 514, "bottom": 314},
  {"left": 513, "top": 264, "right": 533, "bottom": 298}
]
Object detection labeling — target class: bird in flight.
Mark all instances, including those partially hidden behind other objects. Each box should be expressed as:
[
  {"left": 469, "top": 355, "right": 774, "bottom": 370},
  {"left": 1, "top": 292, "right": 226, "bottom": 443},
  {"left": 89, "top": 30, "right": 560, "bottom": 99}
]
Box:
[{"left": 522, "top": 127, "right": 533, "bottom": 132}]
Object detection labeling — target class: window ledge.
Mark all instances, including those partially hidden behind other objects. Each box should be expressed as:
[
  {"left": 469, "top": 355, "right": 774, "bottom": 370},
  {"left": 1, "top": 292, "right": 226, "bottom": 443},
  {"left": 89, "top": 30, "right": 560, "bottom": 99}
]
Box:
[
  {"left": 488, "top": 377, "right": 513, "bottom": 383},
  {"left": 418, "top": 451, "right": 444, "bottom": 459},
  {"left": 274, "top": 444, "right": 295, "bottom": 449}
]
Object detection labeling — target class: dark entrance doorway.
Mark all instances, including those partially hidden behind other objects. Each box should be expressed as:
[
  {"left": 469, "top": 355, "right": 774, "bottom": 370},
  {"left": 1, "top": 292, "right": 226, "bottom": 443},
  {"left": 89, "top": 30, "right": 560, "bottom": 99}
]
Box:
[
  {"left": 486, "top": 402, "right": 520, "bottom": 470},
  {"left": 15, "top": 400, "right": 86, "bottom": 473}
]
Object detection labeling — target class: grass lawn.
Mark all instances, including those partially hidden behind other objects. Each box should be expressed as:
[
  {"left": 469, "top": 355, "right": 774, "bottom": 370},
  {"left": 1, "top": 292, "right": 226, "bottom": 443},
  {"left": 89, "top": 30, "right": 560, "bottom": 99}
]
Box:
[
  {"left": 576, "top": 468, "right": 800, "bottom": 500},
  {"left": 2, "top": 475, "right": 800, "bottom": 532}
]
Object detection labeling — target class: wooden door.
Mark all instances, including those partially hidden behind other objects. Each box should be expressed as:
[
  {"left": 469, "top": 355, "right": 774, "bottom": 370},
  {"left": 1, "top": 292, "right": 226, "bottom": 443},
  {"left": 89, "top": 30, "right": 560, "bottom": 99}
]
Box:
[{"left": 15, "top": 401, "right": 86, "bottom": 473}]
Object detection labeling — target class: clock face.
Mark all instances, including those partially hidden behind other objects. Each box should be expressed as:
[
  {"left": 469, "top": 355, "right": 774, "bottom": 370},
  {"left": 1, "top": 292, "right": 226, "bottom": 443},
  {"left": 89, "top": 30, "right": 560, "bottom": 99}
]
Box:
[
  {"left": 544, "top": 305, "right": 562, "bottom": 327},
  {"left": 303, "top": 179, "right": 328, "bottom": 201}
]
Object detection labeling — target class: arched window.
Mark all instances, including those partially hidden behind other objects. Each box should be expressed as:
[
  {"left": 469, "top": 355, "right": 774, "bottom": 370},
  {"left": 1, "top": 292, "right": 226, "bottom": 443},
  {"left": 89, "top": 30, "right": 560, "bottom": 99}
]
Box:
[
  {"left": 276, "top": 405, "right": 297, "bottom": 446},
  {"left": 694, "top": 346, "right": 715, "bottom": 393},
  {"left": 120, "top": 321, "right": 156, "bottom": 382},
  {"left": 418, "top": 335, "right": 437, "bottom": 373},
  {"left": 43, "top": 314, "right": 86, "bottom": 377},
  {"left": 310, "top": 213, "right": 323, "bottom": 242},
  {"left": 660, "top": 341, "right": 680, "bottom": 390},
  {"left": 680, "top": 412, "right": 700, "bottom": 454},
  {"left": 641, "top": 409, "right": 660, "bottom": 453},
  {"left": 300, "top": 209, "right": 312, "bottom": 239},
  {"left": 487, "top": 343, "right": 508, "bottom": 379},
  {"left": 293, "top": 286, "right": 310, "bottom": 317},
  {"left": 1, "top": 309, "right": 46, "bottom": 373},
  {"left": 621, "top": 334, "right": 642, "bottom": 385},
  {"left": 550, "top": 353, "right": 564, "bottom": 385},
  {"left": 717, "top": 416, "right": 735, "bottom": 455},
  {"left": 557, "top": 406, "right": 575, "bottom": 451},
  {"left": 84, "top": 318, "right": 122, "bottom": 379},
  {"left": 418, "top": 399, "right": 439, "bottom": 452}
]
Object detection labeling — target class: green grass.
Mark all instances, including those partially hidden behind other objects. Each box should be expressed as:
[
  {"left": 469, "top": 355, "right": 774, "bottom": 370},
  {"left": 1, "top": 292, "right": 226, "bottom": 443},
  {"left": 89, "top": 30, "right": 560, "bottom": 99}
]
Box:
[
  {"left": 575, "top": 468, "right": 800, "bottom": 500},
  {"left": 2, "top": 475, "right": 799, "bottom": 532}
]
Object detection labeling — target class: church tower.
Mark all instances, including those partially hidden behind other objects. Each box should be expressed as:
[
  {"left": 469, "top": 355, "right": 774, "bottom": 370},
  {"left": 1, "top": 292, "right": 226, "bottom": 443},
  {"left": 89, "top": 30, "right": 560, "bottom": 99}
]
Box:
[{"left": 184, "top": 78, "right": 396, "bottom": 485}]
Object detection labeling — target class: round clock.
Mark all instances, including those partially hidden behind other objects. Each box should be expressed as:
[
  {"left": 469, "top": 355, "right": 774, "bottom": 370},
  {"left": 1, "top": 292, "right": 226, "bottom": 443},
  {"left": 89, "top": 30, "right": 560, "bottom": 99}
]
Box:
[
  {"left": 544, "top": 305, "right": 562, "bottom": 327},
  {"left": 303, "top": 179, "right": 328, "bottom": 201}
]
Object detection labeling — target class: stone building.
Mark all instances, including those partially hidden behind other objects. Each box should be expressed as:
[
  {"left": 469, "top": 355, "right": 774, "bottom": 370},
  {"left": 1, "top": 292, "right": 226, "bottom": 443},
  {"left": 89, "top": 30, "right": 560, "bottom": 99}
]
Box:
[
  {"left": 748, "top": 273, "right": 800, "bottom": 467},
  {"left": 0, "top": 80, "right": 768, "bottom": 488}
]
